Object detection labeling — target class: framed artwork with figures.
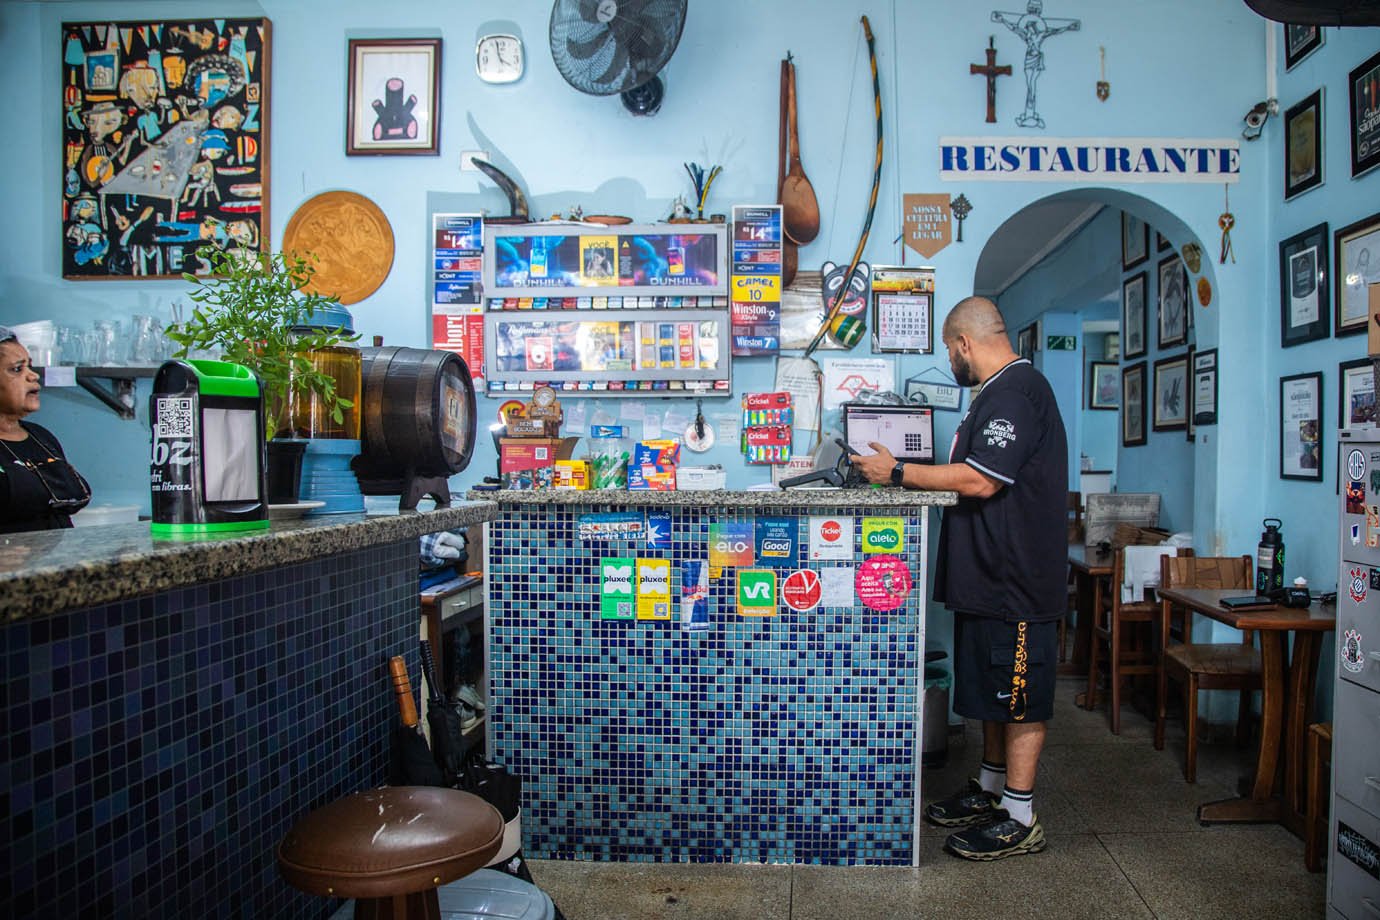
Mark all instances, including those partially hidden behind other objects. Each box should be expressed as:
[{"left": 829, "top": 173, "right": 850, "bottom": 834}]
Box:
[
  {"left": 1156, "top": 254, "right": 1188, "bottom": 350},
  {"left": 347, "top": 38, "right": 441, "bottom": 155},
  {"left": 1122, "top": 212, "right": 1148, "bottom": 270},
  {"left": 1335, "top": 211, "right": 1380, "bottom": 336},
  {"left": 59, "top": 18, "right": 271, "bottom": 279},
  {"left": 1152, "top": 354, "right": 1189, "bottom": 432},
  {"left": 1122, "top": 272, "right": 1147, "bottom": 359},
  {"left": 1122, "top": 362, "right": 1147, "bottom": 448},
  {"left": 1278, "top": 223, "right": 1330, "bottom": 347},
  {"left": 1280, "top": 371, "right": 1323, "bottom": 481}
]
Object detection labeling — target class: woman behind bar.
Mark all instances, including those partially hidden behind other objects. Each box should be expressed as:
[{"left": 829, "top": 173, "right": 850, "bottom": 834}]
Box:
[{"left": 0, "top": 325, "right": 90, "bottom": 532}]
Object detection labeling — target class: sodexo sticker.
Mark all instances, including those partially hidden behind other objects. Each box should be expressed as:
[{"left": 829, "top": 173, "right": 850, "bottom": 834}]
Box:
[{"left": 861, "top": 517, "right": 904, "bottom": 554}]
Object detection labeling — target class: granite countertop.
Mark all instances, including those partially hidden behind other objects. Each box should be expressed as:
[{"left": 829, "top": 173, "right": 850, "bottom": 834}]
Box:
[
  {"left": 0, "top": 501, "right": 498, "bottom": 621},
  {"left": 466, "top": 488, "right": 957, "bottom": 509}
]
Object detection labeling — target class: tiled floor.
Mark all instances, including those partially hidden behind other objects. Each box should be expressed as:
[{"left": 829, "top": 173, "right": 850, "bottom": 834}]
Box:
[{"left": 524, "top": 674, "right": 1328, "bottom": 920}]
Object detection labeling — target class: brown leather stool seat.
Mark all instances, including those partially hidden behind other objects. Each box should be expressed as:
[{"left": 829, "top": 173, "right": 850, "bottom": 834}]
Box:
[{"left": 278, "top": 786, "right": 504, "bottom": 920}]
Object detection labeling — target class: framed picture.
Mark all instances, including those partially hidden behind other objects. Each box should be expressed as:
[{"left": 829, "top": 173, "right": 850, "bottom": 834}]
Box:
[
  {"left": 1192, "top": 348, "right": 1218, "bottom": 426},
  {"left": 1284, "top": 89, "right": 1324, "bottom": 200},
  {"left": 60, "top": 18, "right": 271, "bottom": 279},
  {"left": 1351, "top": 50, "right": 1380, "bottom": 178},
  {"left": 1335, "top": 211, "right": 1380, "bottom": 336},
  {"left": 1156, "top": 231, "right": 1171, "bottom": 252},
  {"left": 1122, "top": 362, "right": 1147, "bottom": 448},
  {"left": 904, "top": 377, "right": 963, "bottom": 411},
  {"left": 347, "top": 38, "right": 441, "bottom": 155},
  {"left": 1280, "top": 371, "right": 1323, "bottom": 481},
  {"left": 1340, "top": 357, "right": 1377, "bottom": 429},
  {"left": 1278, "top": 222, "right": 1330, "bottom": 347},
  {"left": 1152, "top": 353, "right": 1189, "bottom": 431},
  {"left": 1122, "top": 212, "right": 1149, "bottom": 270},
  {"left": 1088, "top": 362, "right": 1119, "bottom": 410},
  {"left": 1186, "top": 347, "right": 1196, "bottom": 442},
  {"left": 1122, "top": 272, "right": 1147, "bottom": 359},
  {"left": 1017, "top": 322, "right": 1037, "bottom": 360},
  {"left": 1156, "top": 254, "right": 1188, "bottom": 349},
  {"left": 1284, "top": 24, "right": 1324, "bottom": 70}
]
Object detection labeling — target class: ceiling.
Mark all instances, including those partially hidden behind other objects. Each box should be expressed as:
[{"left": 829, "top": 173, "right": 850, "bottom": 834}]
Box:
[{"left": 972, "top": 199, "right": 1105, "bottom": 297}]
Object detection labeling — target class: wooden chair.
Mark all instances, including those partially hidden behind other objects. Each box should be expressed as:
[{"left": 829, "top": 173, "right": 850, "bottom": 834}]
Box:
[
  {"left": 1088, "top": 545, "right": 1179, "bottom": 734},
  {"left": 1154, "top": 553, "right": 1261, "bottom": 782},
  {"left": 1060, "top": 491, "right": 1083, "bottom": 662},
  {"left": 1305, "top": 722, "right": 1333, "bottom": 872}
]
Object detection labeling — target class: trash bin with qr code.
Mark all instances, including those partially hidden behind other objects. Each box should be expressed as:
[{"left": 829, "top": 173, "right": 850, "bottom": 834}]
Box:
[{"left": 149, "top": 359, "right": 270, "bottom": 537}]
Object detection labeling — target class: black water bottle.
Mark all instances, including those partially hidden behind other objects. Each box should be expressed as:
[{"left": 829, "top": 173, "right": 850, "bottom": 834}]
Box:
[{"left": 1256, "top": 518, "right": 1285, "bottom": 594}]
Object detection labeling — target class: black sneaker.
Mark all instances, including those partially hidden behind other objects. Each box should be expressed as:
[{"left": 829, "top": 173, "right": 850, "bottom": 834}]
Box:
[
  {"left": 945, "top": 815, "right": 1046, "bottom": 861},
  {"left": 923, "top": 779, "right": 1006, "bottom": 828}
]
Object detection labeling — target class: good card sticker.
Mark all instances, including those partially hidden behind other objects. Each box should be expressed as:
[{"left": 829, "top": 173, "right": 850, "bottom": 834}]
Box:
[
  {"left": 755, "top": 516, "right": 797, "bottom": 567},
  {"left": 636, "top": 558, "right": 672, "bottom": 620},
  {"left": 600, "top": 557, "right": 635, "bottom": 620}
]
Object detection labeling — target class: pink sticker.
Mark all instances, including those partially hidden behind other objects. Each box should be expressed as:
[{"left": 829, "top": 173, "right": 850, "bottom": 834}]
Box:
[{"left": 855, "top": 556, "right": 913, "bottom": 611}]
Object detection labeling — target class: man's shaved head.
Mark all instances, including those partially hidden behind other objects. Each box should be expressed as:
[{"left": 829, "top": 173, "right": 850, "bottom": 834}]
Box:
[{"left": 942, "top": 296, "right": 1008, "bottom": 342}]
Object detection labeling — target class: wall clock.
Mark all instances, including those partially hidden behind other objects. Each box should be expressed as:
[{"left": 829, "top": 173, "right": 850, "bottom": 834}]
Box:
[{"left": 476, "top": 34, "right": 523, "bottom": 84}]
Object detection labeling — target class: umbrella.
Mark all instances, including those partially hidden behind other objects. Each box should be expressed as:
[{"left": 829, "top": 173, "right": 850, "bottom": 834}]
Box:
[
  {"left": 419, "top": 638, "right": 469, "bottom": 783},
  {"left": 387, "top": 655, "right": 446, "bottom": 787}
]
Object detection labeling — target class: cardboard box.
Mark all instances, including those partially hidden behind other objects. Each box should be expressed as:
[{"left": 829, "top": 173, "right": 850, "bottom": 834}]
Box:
[
  {"left": 554, "top": 459, "right": 591, "bottom": 490},
  {"left": 633, "top": 439, "right": 681, "bottom": 467},
  {"left": 677, "top": 466, "right": 726, "bottom": 490},
  {"left": 499, "top": 437, "right": 580, "bottom": 489},
  {"left": 627, "top": 462, "right": 676, "bottom": 491}
]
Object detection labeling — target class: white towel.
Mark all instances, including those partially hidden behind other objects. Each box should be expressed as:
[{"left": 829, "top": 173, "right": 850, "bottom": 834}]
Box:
[{"left": 1121, "top": 545, "right": 1176, "bottom": 603}]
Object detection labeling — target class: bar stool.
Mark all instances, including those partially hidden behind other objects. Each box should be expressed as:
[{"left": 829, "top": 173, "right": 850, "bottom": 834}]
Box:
[{"left": 278, "top": 786, "right": 504, "bottom": 920}]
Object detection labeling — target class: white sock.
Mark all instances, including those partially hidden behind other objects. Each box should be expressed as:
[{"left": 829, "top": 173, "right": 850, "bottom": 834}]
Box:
[
  {"left": 999, "top": 786, "right": 1035, "bottom": 826},
  {"left": 978, "top": 760, "right": 1006, "bottom": 796}
]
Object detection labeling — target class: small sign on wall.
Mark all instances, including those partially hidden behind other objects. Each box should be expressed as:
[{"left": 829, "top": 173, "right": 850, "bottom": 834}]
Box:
[{"left": 901, "top": 194, "right": 952, "bottom": 259}]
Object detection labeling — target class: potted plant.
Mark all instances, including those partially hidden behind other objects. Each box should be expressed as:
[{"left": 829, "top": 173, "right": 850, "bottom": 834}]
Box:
[{"left": 166, "top": 246, "right": 360, "bottom": 502}]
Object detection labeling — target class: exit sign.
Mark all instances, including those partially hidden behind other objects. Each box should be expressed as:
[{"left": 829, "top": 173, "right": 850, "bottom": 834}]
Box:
[{"left": 1046, "top": 335, "right": 1077, "bottom": 351}]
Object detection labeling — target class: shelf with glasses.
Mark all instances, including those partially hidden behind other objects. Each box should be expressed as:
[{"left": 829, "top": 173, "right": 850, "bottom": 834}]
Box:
[{"left": 36, "top": 366, "right": 158, "bottom": 420}]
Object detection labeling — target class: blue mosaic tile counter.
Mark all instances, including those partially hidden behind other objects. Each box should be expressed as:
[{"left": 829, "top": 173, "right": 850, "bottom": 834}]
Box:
[
  {"left": 0, "top": 503, "right": 497, "bottom": 918},
  {"left": 477, "top": 488, "right": 954, "bottom": 867}
]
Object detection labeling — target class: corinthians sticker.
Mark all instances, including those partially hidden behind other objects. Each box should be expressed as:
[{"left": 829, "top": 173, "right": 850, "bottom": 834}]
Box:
[
  {"left": 1342, "top": 629, "right": 1366, "bottom": 674},
  {"left": 1350, "top": 567, "right": 1369, "bottom": 604}
]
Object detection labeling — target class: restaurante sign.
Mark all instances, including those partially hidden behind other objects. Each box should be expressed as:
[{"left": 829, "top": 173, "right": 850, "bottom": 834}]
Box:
[{"left": 939, "top": 137, "right": 1240, "bottom": 183}]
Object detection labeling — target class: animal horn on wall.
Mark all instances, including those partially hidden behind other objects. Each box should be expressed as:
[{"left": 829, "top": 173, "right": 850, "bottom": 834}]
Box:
[{"left": 471, "top": 158, "right": 530, "bottom": 223}]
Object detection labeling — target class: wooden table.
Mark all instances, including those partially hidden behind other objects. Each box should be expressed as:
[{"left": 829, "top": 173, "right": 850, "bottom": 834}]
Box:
[
  {"left": 1067, "top": 544, "right": 1113, "bottom": 687},
  {"left": 1154, "top": 586, "right": 1335, "bottom": 835}
]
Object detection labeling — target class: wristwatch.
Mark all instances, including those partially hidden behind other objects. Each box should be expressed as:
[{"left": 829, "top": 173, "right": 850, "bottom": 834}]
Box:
[{"left": 890, "top": 461, "right": 906, "bottom": 487}]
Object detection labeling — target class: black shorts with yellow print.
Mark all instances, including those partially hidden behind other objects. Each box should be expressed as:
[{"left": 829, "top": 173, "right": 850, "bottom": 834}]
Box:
[{"left": 952, "top": 613, "right": 1058, "bottom": 723}]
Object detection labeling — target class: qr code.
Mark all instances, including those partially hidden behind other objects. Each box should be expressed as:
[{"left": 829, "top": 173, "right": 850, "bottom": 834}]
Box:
[
  {"left": 617, "top": 602, "right": 632, "bottom": 618},
  {"left": 155, "top": 397, "right": 194, "bottom": 439}
]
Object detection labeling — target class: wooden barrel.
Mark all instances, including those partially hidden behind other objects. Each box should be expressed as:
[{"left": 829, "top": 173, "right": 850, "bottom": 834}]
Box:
[{"left": 357, "top": 347, "right": 476, "bottom": 479}]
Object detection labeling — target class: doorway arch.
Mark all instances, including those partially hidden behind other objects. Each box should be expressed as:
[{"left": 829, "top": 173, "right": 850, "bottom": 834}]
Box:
[{"left": 970, "top": 188, "right": 1220, "bottom": 543}]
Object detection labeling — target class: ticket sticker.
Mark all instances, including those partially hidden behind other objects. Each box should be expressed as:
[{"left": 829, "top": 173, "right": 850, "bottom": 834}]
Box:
[{"left": 809, "top": 515, "right": 854, "bottom": 561}]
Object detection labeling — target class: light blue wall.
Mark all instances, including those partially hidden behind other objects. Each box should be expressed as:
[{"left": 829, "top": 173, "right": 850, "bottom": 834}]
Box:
[
  {"left": 1082, "top": 332, "right": 1118, "bottom": 473},
  {"left": 7, "top": 1, "right": 1371, "bottom": 714}
]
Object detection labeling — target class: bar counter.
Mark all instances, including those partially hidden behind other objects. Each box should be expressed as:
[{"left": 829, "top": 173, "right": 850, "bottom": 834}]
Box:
[
  {"left": 469, "top": 486, "right": 955, "bottom": 867},
  {"left": 0, "top": 502, "right": 498, "bottom": 919}
]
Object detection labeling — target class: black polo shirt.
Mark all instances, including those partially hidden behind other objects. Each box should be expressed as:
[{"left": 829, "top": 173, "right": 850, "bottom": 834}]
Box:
[{"left": 934, "top": 358, "right": 1068, "bottom": 622}]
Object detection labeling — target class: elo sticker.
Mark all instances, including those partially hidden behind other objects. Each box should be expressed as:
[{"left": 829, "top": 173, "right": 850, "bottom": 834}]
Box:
[
  {"left": 856, "top": 556, "right": 913, "bottom": 612},
  {"left": 1342, "top": 629, "right": 1366, "bottom": 673}
]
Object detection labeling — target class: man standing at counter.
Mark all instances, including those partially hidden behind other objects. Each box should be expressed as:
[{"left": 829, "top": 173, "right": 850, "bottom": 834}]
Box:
[{"left": 851, "top": 296, "right": 1067, "bottom": 861}]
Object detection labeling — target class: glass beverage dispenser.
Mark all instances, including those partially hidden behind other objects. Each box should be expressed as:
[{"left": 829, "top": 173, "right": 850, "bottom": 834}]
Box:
[{"left": 288, "top": 304, "right": 361, "bottom": 439}]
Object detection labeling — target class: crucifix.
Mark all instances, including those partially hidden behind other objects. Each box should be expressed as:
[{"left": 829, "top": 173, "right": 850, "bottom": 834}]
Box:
[
  {"left": 951, "top": 194, "right": 973, "bottom": 243},
  {"left": 969, "top": 36, "right": 1011, "bottom": 124},
  {"left": 992, "top": 1, "right": 1081, "bottom": 129}
]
